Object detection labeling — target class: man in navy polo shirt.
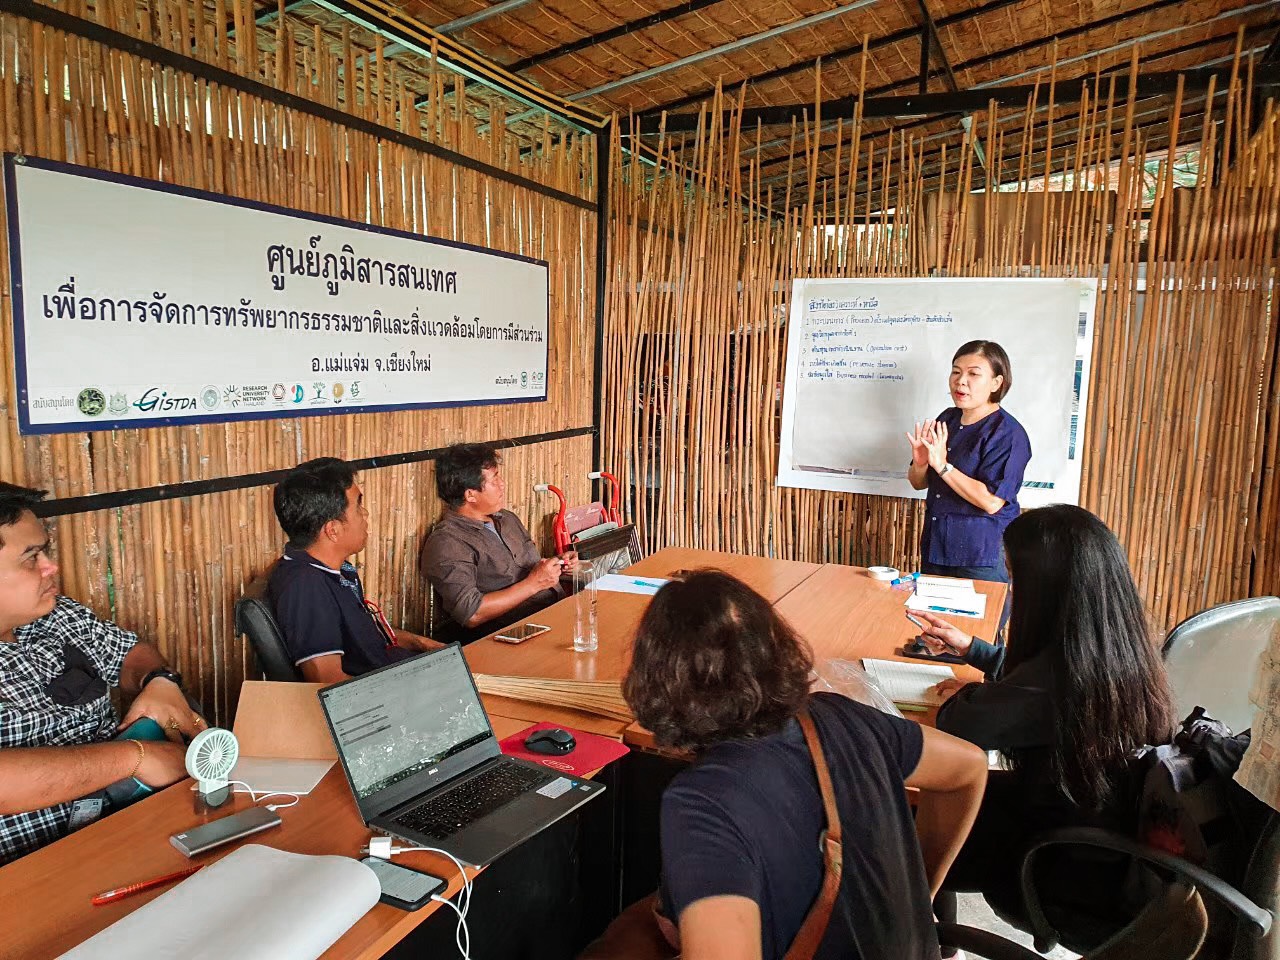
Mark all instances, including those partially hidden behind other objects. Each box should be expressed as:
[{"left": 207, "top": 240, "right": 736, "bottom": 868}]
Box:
[{"left": 268, "top": 458, "right": 440, "bottom": 683}]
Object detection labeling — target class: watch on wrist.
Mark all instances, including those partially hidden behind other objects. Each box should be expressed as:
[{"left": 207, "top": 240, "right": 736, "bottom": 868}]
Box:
[
  {"left": 938, "top": 462, "right": 953, "bottom": 477},
  {"left": 141, "top": 667, "right": 183, "bottom": 692}
]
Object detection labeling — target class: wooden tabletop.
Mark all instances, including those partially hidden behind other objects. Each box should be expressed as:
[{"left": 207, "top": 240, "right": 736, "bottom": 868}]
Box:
[
  {"left": 466, "top": 549, "right": 1006, "bottom": 752},
  {"left": 464, "top": 547, "right": 822, "bottom": 684},
  {"left": 0, "top": 701, "right": 626, "bottom": 960},
  {"left": 773, "top": 564, "right": 1003, "bottom": 677}
]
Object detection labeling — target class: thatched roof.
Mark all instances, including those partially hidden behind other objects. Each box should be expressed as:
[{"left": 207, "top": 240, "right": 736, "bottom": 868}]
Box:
[{"left": 259, "top": 0, "right": 1277, "bottom": 198}]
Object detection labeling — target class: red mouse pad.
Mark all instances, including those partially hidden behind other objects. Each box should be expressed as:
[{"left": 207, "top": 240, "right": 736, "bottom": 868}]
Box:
[{"left": 499, "top": 722, "right": 630, "bottom": 777}]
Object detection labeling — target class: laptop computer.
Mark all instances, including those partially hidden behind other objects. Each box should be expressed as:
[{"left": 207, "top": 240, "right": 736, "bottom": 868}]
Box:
[{"left": 318, "top": 644, "right": 605, "bottom": 867}]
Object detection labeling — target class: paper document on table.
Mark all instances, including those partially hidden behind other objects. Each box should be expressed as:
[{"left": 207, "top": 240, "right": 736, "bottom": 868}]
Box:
[
  {"left": 906, "top": 591, "right": 987, "bottom": 619},
  {"left": 230, "top": 757, "right": 334, "bottom": 796},
  {"left": 862, "top": 658, "right": 954, "bottom": 706},
  {"left": 595, "top": 574, "right": 669, "bottom": 596},
  {"left": 60, "top": 844, "right": 379, "bottom": 959},
  {"left": 915, "top": 575, "right": 976, "bottom": 596},
  {"left": 1235, "top": 620, "right": 1280, "bottom": 810}
]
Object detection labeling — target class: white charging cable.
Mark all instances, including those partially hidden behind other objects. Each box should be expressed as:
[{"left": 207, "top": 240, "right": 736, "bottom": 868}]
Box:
[
  {"left": 365, "top": 836, "right": 473, "bottom": 960},
  {"left": 222, "top": 780, "right": 301, "bottom": 811}
]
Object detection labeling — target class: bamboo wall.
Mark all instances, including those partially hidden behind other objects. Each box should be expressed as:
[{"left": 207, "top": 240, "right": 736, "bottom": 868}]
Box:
[
  {"left": 0, "top": 3, "right": 599, "bottom": 722},
  {"left": 601, "top": 63, "right": 1280, "bottom": 634}
]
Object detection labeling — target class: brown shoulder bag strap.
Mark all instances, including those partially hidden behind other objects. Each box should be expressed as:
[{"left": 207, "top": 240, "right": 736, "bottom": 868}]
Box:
[{"left": 784, "top": 707, "right": 845, "bottom": 960}]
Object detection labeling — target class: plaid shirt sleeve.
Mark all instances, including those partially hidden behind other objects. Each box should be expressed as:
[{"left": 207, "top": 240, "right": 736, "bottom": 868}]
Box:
[{"left": 0, "top": 598, "right": 139, "bottom": 865}]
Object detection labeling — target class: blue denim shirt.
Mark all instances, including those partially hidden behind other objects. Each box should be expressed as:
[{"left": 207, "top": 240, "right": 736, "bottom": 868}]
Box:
[{"left": 921, "top": 406, "right": 1031, "bottom": 567}]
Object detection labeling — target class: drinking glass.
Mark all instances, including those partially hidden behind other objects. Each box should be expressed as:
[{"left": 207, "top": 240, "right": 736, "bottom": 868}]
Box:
[{"left": 573, "top": 560, "right": 598, "bottom": 653}]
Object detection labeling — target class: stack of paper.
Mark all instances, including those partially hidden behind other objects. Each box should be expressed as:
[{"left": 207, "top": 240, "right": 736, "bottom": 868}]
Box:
[
  {"left": 473, "top": 675, "right": 633, "bottom": 721},
  {"left": 862, "top": 658, "right": 954, "bottom": 707},
  {"left": 905, "top": 575, "right": 987, "bottom": 619}
]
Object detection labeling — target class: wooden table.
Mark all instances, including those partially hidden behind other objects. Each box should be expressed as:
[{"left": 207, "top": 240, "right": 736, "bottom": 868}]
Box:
[
  {"left": 774, "top": 564, "right": 1003, "bottom": 679},
  {"left": 464, "top": 547, "right": 821, "bottom": 684},
  {"left": 465, "top": 551, "right": 1006, "bottom": 749},
  {"left": 0, "top": 700, "right": 626, "bottom": 960}
]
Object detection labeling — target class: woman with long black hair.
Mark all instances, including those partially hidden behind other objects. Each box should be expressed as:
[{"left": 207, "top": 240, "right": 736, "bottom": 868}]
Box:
[{"left": 918, "top": 504, "right": 1175, "bottom": 916}]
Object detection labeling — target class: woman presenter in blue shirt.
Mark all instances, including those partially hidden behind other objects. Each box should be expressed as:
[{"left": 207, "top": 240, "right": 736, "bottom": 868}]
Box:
[{"left": 906, "top": 340, "right": 1031, "bottom": 584}]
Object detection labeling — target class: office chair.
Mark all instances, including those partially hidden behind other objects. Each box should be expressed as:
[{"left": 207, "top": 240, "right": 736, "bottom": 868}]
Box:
[
  {"left": 1162, "top": 596, "right": 1280, "bottom": 734},
  {"left": 1017, "top": 823, "right": 1276, "bottom": 959},
  {"left": 233, "top": 574, "right": 301, "bottom": 682},
  {"left": 935, "top": 922, "right": 1045, "bottom": 959}
]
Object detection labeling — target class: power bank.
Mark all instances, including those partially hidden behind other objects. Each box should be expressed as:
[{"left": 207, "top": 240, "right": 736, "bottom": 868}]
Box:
[{"left": 170, "top": 806, "right": 282, "bottom": 858}]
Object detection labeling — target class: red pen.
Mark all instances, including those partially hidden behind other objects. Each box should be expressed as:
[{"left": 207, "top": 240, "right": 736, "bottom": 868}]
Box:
[{"left": 91, "top": 865, "right": 204, "bottom": 905}]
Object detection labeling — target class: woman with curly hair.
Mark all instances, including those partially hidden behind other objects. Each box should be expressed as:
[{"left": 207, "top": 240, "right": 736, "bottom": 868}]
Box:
[{"left": 621, "top": 570, "right": 988, "bottom": 960}]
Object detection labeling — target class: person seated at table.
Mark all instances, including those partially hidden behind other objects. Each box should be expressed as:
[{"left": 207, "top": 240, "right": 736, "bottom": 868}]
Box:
[
  {"left": 269, "top": 458, "right": 440, "bottom": 683},
  {"left": 919, "top": 504, "right": 1175, "bottom": 921},
  {"left": 0, "top": 482, "right": 196, "bottom": 865},
  {"left": 421, "top": 442, "right": 577, "bottom": 643},
  {"left": 620, "top": 569, "right": 988, "bottom": 960}
]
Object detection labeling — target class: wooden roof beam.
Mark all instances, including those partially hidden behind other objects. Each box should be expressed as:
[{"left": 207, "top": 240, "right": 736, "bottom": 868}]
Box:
[
  {"left": 745, "top": 22, "right": 1277, "bottom": 176},
  {"left": 638, "top": 0, "right": 1201, "bottom": 119},
  {"left": 628, "top": 65, "right": 1279, "bottom": 134}
]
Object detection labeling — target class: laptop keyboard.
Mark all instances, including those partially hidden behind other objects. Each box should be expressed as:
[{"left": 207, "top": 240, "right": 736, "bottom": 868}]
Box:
[{"left": 393, "top": 761, "right": 554, "bottom": 840}]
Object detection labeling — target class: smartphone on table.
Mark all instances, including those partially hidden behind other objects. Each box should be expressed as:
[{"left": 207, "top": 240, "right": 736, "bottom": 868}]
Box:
[
  {"left": 901, "top": 612, "right": 967, "bottom": 665},
  {"left": 494, "top": 622, "right": 551, "bottom": 645},
  {"left": 360, "top": 856, "right": 447, "bottom": 910}
]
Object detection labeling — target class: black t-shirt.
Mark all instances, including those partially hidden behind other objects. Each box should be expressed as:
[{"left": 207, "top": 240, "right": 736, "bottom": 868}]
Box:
[
  {"left": 660, "top": 693, "right": 939, "bottom": 960},
  {"left": 267, "top": 548, "right": 412, "bottom": 677}
]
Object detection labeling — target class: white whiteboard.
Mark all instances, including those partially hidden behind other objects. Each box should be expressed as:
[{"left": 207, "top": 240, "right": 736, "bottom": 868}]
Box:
[
  {"left": 6, "top": 156, "right": 549, "bottom": 434},
  {"left": 777, "top": 277, "right": 1097, "bottom": 507}
]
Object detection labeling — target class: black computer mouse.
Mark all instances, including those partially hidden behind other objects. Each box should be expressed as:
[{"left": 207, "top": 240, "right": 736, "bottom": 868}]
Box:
[{"left": 524, "top": 727, "right": 576, "bottom": 755}]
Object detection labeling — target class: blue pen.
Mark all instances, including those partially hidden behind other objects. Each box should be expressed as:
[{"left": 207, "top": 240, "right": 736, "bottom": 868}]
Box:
[
  {"left": 633, "top": 578, "right": 662, "bottom": 588},
  {"left": 923, "top": 604, "right": 974, "bottom": 617},
  {"left": 891, "top": 572, "right": 919, "bottom": 586}
]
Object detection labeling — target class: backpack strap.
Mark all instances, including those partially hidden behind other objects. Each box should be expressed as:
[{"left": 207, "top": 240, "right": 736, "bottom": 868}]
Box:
[{"left": 784, "top": 707, "right": 844, "bottom": 960}]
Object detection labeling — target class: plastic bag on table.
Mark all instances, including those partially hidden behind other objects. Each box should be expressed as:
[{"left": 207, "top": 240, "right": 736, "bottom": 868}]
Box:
[{"left": 811, "top": 658, "right": 905, "bottom": 719}]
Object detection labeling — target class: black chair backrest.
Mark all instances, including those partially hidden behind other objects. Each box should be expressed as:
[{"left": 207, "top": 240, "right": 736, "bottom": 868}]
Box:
[{"left": 234, "top": 573, "right": 301, "bottom": 683}]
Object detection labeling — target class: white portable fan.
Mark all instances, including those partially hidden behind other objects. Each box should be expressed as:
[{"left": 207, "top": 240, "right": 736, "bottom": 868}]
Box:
[{"left": 186, "top": 727, "right": 239, "bottom": 810}]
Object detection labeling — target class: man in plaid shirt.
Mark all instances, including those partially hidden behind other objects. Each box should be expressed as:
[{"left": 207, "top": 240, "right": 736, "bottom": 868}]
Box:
[{"left": 0, "top": 482, "right": 195, "bottom": 864}]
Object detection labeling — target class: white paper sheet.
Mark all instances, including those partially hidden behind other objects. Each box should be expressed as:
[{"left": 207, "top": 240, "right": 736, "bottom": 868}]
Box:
[
  {"left": 914, "top": 575, "right": 976, "bottom": 597},
  {"left": 230, "top": 757, "right": 334, "bottom": 796},
  {"left": 60, "top": 845, "right": 380, "bottom": 960},
  {"left": 862, "top": 658, "right": 955, "bottom": 706},
  {"left": 595, "top": 574, "right": 669, "bottom": 596}
]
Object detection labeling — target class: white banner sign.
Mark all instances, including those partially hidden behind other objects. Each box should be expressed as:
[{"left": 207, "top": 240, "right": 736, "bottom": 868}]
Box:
[
  {"left": 778, "top": 277, "right": 1096, "bottom": 507},
  {"left": 6, "top": 156, "right": 550, "bottom": 434}
]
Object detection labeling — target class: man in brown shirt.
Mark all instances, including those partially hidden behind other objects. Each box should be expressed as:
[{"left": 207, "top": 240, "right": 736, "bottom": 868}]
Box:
[{"left": 421, "top": 443, "right": 577, "bottom": 643}]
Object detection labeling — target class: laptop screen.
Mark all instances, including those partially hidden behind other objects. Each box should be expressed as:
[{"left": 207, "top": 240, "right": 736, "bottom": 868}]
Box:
[{"left": 320, "top": 646, "right": 494, "bottom": 801}]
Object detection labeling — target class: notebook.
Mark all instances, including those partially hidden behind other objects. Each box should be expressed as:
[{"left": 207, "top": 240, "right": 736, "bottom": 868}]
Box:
[{"left": 862, "top": 658, "right": 956, "bottom": 706}]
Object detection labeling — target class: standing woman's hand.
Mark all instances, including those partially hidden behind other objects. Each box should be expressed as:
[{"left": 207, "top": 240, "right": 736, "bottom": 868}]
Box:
[
  {"left": 923, "top": 421, "right": 950, "bottom": 473},
  {"left": 906, "top": 421, "right": 933, "bottom": 468}
]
